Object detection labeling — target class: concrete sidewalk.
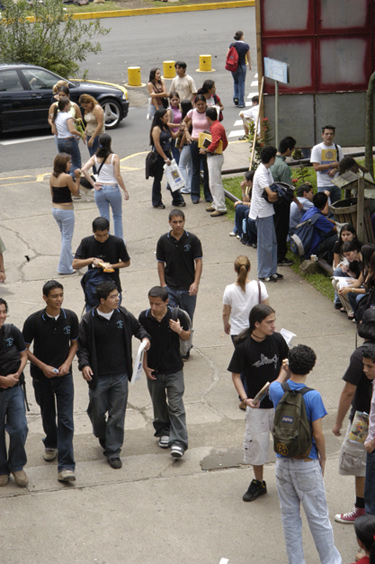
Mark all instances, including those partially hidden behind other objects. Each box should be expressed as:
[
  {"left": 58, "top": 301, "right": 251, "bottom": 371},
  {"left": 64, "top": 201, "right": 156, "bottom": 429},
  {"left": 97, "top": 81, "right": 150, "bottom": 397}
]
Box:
[{"left": 0, "top": 141, "right": 360, "bottom": 563}]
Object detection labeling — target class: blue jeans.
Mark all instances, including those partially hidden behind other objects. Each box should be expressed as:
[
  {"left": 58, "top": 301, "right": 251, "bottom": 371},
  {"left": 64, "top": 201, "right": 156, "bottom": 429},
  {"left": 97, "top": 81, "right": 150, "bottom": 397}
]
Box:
[
  {"left": 276, "top": 458, "right": 342, "bottom": 564},
  {"left": 33, "top": 374, "right": 75, "bottom": 472},
  {"left": 232, "top": 63, "right": 247, "bottom": 106},
  {"left": 87, "top": 373, "right": 128, "bottom": 459},
  {"left": 0, "top": 386, "right": 28, "bottom": 475},
  {"left": 189, "top": 141, "right": 211, "bottom": 203},
  {"left": 57, "top": 137, "right": 81, "bottom": 177},
  {"left": 87, "top": 135, "right": 100, "bottom": 174},
  {"left": 365, "top": 450, "right": 375, "bottom": 514},
  {"left": 52, "top": 208, "right": 75, "bottom": 275},
  {"left": 147, "top": 370, "right": 188, "bottom": 450},
  {"left": 179, "top": 144, "right": 192, "bottom": 193},
  {"left": 256, "top": 215, "right": 278, "bottom": 278},
  {"left": 94, "top": 184, "right": 124, "bottom": 241},
  {"left": 166, "top": 286, "right": 197, "bottom": 323},
  {"left": 318, "top": 185, "right": 341, "bottom": 205}
]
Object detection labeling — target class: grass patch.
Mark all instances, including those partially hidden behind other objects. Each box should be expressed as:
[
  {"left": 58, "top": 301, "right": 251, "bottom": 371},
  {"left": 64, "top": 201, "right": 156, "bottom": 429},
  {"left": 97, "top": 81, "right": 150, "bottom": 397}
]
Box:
[
  {"left": 223, "top": 174, "right": 335, "bottom": 302},
  {"left": 65, "top": 1, "right": 121, "bottom": 12}
]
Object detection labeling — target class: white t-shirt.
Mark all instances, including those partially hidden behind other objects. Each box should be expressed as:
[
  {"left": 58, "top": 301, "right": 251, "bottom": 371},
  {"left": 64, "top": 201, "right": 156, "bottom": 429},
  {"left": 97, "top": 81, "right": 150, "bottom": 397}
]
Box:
[
  {"left": 55, "top": 112, "right": 74, "bottom": 139},
  {"left": 241, "top": 105, "right": 260, "bottom": 134},
  {"left": 249, "top": 163, "right": 275, "bottom": 220},
  {"left": 310, "top": 142, "right": 344, "bottom": 188},
  {"left": 170, "top": 74, "right": 197, "bottom": 102},
  {"left": 223, "top": 280, "right": 268, "bottom": 335}
]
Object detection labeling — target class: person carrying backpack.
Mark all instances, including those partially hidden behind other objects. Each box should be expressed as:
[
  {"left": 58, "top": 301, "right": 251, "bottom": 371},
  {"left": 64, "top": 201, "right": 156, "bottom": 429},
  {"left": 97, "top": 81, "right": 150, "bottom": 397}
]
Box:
[
  {"left": 268, "top": 345, "right": 342, "bottom": 564},
  {"left": 226, "top": 30, "right": 251, "bottom": 108}
]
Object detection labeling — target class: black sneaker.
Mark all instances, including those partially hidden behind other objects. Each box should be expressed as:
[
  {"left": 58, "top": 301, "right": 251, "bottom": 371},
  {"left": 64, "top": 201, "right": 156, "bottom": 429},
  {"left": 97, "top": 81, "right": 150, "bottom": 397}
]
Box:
[
  {"left": 233, "top": 97, "right": 239, "bottom": 106},
  {"left": 271, "top": 272, "right": 284, "bottom": 280},
  {"left": 108, "top": 457, "right": 122, "bottom": 469},
  {"left": 242, "top": 479, "right": 267, "bottom": 502},
  {"left": 277, "top": 258, "right": 294, "bottom": 266},
  {"left": 259, "top": 277, "right": 277, "bottom": 283}
]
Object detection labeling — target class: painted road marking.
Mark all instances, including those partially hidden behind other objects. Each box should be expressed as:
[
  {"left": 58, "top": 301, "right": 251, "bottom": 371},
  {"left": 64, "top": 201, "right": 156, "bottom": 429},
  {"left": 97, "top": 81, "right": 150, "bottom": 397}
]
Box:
[
  {"left": 0, "top": 135, "right": 53, "bottom": 146},
  {"left": 227, "top": 73, "right": 259, "bottom": 139}
]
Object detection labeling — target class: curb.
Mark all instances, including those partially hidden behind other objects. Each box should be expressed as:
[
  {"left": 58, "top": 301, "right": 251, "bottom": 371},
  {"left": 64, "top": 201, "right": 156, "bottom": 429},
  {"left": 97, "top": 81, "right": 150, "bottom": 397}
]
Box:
[{"left": 66, "top": 0, "right": 253, "bottom": 20}]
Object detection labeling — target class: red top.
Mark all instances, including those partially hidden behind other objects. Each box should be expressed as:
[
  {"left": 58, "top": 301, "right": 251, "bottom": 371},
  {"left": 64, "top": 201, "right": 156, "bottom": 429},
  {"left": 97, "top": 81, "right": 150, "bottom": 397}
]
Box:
[
  {"left": 351, "top": 556, "right": 369, "bottom": 564},
  {"left": 207, "top": 120, "right": 228, "bottom": 153}
]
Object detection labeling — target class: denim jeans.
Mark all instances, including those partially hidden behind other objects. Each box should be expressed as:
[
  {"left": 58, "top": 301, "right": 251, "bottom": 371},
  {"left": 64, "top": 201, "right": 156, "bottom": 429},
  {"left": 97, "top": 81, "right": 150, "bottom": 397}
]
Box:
[
  {"left": 166, "top": 286, "right": 197, "bottom": 324},
  {"left": 365, "top": 450, "right": 375, "bottom": 514},
  {"left": 275, "top": 458, "right": 342, "bottom": 564},
  {"left": 147, "top": 370, "right": 188, "bottom": 450},
  {"left": 94, "top": 184, "right": 124, "bottom": 241},
  {"left": 152, "top": 153, "right": 184, "bottom": 207},
  {"left": 179, "top": 144, "right": 192, "bottom": 193},
  {"left": 189, "top": 141, "right": 211, "bottom": 203},
  {"left": 256, "top": 215, "right": 278, "bottom": 278},
  {"left": 207, "top": 153, "right": 226, "bottom": 212},
  {"left": 231, "top": 63, "right": 247, "bottom": 106},
  {"left": 87, "top": 135, "right": 100, "bottom": 174},
  {"left": 33, "top": 374, "right": 75, "bottom": 472},
  {"left": 57, "top": 137, "right": 81, "bottom": 177},
  {"left": 318, "top": 185, "right": 341, "bottom": 205},
  {"left": 0, "top": 386, "right": 28, "bottom": 475},
  {"left": 52, "top": 208, "right": 75, "bottom": 275},
  {"left": 87, "top": 373, "right": 128, "bottom": 459}
]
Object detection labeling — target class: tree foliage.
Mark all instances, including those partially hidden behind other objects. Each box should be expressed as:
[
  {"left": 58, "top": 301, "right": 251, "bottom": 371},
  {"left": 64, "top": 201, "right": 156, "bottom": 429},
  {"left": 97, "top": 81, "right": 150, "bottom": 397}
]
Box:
[{"left": 0, "top": 0, "right": 110, "bottom": 76}]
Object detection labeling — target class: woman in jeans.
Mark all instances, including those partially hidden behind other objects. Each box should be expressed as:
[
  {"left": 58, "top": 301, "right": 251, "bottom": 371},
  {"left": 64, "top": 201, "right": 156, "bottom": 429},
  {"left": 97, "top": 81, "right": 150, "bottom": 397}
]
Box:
[
  {"left": 150, "top": 109, "right": 185, "bottom": 209},
  {"left": 183, "top": 94, "right": 212, "bottom": 204},
  {"left": 50, "top": 153, "right": 81, "bottom": 275},
  {"left": 79, "top": 93, "right": 105, "bottom": 169},
  {"left": 227, "top": 30, "right": 251, "bottom": 108},
  {"left": 81, "top": 133, "right": 129, "bottom": 241},
  {"left": 52, "top": 97, "right": 82, "bottom": 177}
]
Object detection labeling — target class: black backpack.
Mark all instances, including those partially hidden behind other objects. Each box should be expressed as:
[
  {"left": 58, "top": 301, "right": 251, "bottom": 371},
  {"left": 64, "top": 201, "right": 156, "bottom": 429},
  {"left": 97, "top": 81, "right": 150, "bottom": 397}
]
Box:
[
  {"left": 80, "top": 268, "right": 112, "bottom": 309},
  {"left": 272, "top": 382, "right": 313, "bottom": 459}
]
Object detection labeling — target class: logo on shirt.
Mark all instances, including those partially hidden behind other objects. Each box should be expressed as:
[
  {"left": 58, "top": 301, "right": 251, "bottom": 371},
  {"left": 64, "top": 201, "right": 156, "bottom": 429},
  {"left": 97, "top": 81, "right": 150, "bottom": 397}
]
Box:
[
  {"left": 4, "top": 337, "right": 14, "bottom": 347},
  {"left": 117, "top": 320, "right": 124, "bottom": 329},
  {"left": 184, "top": 244, "right": 191, "bottom": 252},
  {"left": 252, "top": 354, "right": 278, "bottom": 369},
  {"left": 63, "top": 326, "right": 71, "bottom": 335}
]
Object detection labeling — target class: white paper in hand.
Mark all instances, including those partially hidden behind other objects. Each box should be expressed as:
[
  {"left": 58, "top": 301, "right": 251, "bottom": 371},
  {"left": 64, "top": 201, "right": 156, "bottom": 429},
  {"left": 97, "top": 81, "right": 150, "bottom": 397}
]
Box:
[
  {"left": 280, "top": 328, "right": 296, "bottom": 347},
  {"left": 131, "top": 340, "right": 148, "bottom": 385}
]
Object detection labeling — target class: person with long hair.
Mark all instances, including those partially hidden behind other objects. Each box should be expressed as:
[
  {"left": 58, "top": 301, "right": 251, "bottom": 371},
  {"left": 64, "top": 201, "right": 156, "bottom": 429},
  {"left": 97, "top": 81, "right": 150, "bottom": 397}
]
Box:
[
  {"left": 197, "top": 79, "right": 224, "bottom": 119},
  {"left": 183, "top": 94, "right": 212, "bottom": 204},
  {"left": 150, "top": 109, "right": 185, "bottom": 209},
  {"left": 178, "top": 99, "right": 193, "bottom": 195},
  {"left": 227, "top": 30, "right": 251, "bottom": 108},
  {"left": 78, "top": 94, "right": 105, "bottom": 164},
  {"left": 48, "top": 84, "right": 82, "bottom": 136},
  {"left": 167, "top": 91, "right": 182, "bottom": 164},
  {"left": 333, "top": 241, "right": 363, "bottom": 320},
  {"left": 228, "top": 304, "right": 289, "bottom": 502},
  {"left": 147, "top": 68, "right": 168, "bottom": 120},
  {"left": 81, "top": 133, "right": 128, "bottom": 241},
  {"left": 50, "top": 153, "right": 81, "bottom": 275},
  {"left": 351, "top": 515, "right": 375, "bottom": 564},
  {"left": 52, "top": 97, "right": 82, "bottom": 177}
]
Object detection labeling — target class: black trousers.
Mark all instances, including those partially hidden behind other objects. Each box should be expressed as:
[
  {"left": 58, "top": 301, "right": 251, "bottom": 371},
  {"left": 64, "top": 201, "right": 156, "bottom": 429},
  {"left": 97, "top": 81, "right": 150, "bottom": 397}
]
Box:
[{"left": 273, "top": 199, "right": 291, "bottom": 262}]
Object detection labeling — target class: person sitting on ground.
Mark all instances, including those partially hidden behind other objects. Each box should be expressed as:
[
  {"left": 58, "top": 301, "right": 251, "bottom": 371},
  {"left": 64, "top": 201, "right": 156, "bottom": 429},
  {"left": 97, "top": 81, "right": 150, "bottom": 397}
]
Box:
[
  {"left": 230, "top": 171, "right": 257, "bottom": 247},
  {"left": 332, "top": 224, "right": 363, "bottom": 309},
  {"left": 332, "top": 241, "right": 363, "bottom": 320},
  {"left": 289, "top": 183, "right": 314, "bottom": 236},
  {"left": 350, "top": 514, "right": 375, "bottom": 564},
  {"left": 239, "top": 95, "right": 259, "bottom": 140},
  {"left": 300, "top": 192, "right": 337, "bottom": 263}
]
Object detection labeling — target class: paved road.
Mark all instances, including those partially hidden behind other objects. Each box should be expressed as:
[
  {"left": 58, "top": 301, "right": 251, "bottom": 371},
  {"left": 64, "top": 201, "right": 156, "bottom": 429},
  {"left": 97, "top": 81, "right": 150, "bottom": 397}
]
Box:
[{"left": 0, "top": 7, "right": 256, "bottom": 171}]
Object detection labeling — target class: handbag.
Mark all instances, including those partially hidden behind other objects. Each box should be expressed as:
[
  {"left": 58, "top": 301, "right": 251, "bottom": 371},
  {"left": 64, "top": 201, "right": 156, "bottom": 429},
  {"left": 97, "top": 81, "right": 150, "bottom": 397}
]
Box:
[{"left": 145, "top": 150, "right": 158, "bottom": 179}]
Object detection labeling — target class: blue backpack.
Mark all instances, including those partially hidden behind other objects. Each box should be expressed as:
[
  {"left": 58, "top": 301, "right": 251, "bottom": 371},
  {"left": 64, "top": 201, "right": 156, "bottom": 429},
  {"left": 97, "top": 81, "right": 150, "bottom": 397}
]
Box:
[{"left": 290, "top": 213, "right": 321, "bottom": 258}]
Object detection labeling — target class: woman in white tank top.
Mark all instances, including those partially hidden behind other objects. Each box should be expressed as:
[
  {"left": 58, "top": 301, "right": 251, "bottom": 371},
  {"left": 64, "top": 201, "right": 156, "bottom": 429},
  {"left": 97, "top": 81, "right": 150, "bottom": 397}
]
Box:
[{"left": 81, "top": 134, "right": 129, "bottom": 241}]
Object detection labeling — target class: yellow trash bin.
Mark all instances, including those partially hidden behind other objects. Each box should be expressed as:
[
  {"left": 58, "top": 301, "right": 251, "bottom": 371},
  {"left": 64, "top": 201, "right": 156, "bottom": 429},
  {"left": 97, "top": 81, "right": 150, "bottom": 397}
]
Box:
[{"left": 163, "top": 61, "right": 176, "bottom": 79}]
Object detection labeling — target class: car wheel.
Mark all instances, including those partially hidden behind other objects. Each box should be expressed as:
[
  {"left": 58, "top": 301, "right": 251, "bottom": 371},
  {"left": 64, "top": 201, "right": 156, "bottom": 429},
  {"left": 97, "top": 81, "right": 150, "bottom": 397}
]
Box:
[{"left": 100, "top": 99, "right": 122, "bottom": 129}]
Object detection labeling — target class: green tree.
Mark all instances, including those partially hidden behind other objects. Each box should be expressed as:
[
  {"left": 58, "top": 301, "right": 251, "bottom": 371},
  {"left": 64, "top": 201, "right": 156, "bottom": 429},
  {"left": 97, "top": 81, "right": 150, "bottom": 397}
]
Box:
[{"left": 0, "top": 0, "right": 110, "bottom": 77}]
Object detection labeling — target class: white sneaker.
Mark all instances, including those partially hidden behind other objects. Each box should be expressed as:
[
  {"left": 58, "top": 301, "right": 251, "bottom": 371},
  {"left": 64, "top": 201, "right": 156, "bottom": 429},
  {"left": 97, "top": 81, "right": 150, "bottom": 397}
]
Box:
[
  {"left": 58, "top": 469, "right": 76, "bottom": 482},
  {"left": 158, "top": 435, "right": 170, "bottom": 448},
  {"left": 44, "top": 448, "right": 58, "bottom": 462},
  {"left": 170, "top": 444, "right": 184, "bottom": 459},
  {"left": 180, "top": 188, "right": 191, "bottom": 194}
]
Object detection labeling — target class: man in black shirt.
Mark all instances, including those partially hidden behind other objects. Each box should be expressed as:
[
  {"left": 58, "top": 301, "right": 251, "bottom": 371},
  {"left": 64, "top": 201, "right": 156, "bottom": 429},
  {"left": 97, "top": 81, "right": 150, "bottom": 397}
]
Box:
[
  {"left": 139, "top": 286, "right": 190, "bottom": 459},
  {"left": 0, "top": 298, "right": 28, "bottom": 488},
  {"left": 156, "top": 209, "right": 202, "bottom": 358},
  {"left": 73, "top": 217, "right": 130, "bottom": 309},
  {"left": 23, "top": 280, "right": 78, "bottom": 483},
  {"left": 332, "top": 309, "right": 375, "bottom": 524},
  {"left": 228, "top": 304, "right": 288, "bottom": 502},
  {"left": 77, "top": 281, "right": 150, "bottom": 469}
]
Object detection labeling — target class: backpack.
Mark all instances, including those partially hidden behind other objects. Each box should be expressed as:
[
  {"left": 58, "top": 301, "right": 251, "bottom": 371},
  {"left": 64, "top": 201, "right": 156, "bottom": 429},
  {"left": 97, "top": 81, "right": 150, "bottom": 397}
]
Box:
[
  {"left": 145, "top": 150, "right": 158, "bottom": 179},
  {"left": 225, "top": 45, "right": 239, "bottom": 73},
  {"left": 272, "top": 382, "right": 313, "bottom": 459},
  {"left": 171, "top": 306, "right": 193, "bottom": 357},
  {"left": 80, "top": 268, "right": 112, "bottom": 309},
  {"left": 289, "top": 212, "right": 321, "bottom": 258}
]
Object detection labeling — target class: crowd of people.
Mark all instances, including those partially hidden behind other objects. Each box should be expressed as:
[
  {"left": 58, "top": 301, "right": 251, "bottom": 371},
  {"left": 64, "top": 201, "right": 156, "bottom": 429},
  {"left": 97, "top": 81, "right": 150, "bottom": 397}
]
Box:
[{"left": 3, "top": 34, "right": 375, "bottom": 564}]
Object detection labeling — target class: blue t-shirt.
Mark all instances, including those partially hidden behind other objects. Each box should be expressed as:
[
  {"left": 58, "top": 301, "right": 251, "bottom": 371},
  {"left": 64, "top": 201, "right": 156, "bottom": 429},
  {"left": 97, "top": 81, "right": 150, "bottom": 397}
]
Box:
[
  {"left": 229, "top": 41, "right": 250, "bottom": 66},
  {"left": 300, "top": 206, "right": 334, "bottom": 256},
  {"left": 269, "top": 380, "right": 327, "bottom": 459}
]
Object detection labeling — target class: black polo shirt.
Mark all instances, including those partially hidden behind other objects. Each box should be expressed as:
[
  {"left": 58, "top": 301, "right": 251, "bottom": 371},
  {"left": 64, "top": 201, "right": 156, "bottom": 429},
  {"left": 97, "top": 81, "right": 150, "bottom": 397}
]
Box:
[
  {"left": 92, "top": 309, "right": 127, "bottom": 377},
  {"left": 138, "top": 307, "right": 189, "bottom": 374},
  {"left": 23, "top": 308, "right": 78, "bottom": 380},
  {"left": 74, "top": 235, "right": 130, "bottom": 292},
  {"left": 156, "top": 230, "right": 202, "bottom": 290},
  {"left": 0, "top": 324, "right": 26, "bottom": 376}
]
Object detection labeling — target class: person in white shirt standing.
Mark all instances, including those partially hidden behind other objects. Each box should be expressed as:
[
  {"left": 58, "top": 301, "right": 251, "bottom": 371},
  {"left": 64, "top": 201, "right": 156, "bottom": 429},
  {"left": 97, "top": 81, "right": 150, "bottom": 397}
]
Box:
[
  {"left": 249, "top": 146, "right": 281, "bottom": 282},
  {"left": 311, "top": 125, "right": 344, "bottom": 204}
]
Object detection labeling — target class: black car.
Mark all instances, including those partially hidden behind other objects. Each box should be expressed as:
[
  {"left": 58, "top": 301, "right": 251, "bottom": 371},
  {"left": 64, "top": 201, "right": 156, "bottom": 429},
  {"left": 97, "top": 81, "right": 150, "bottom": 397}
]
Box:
[{"left": 0, "top": 63, "right": 129, "bottom": 134}]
